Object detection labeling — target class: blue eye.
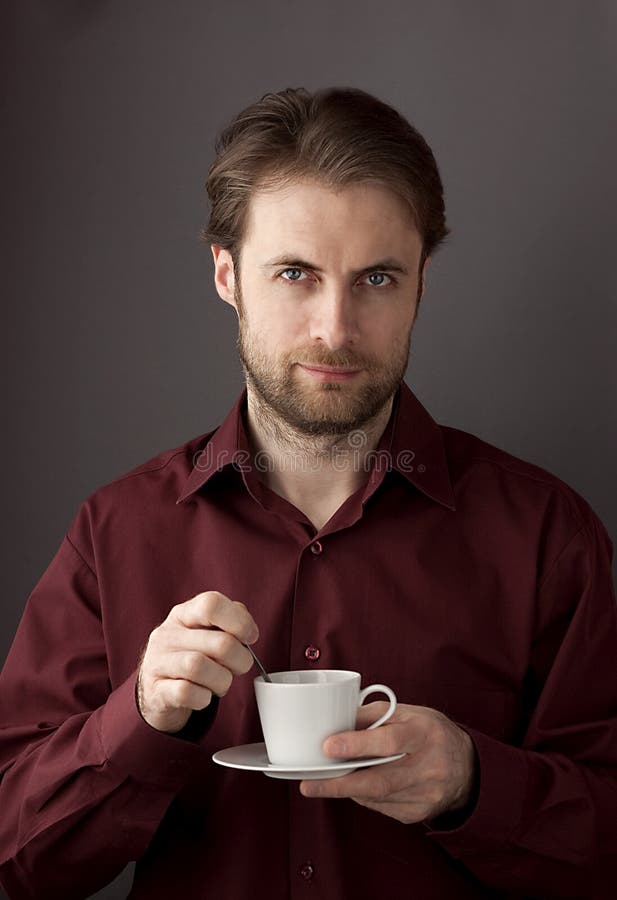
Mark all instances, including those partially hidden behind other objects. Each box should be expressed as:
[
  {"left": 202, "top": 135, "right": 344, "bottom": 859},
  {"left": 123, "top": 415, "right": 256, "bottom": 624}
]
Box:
[
  {"left": 366, "top": 272, "right": 392, "bottom": 287},
  {"left": 277, "top": 268, "right": 395, "bottom": 287},
  {"left": 280, "top": 268, "right": 307, "bottom": 282}
]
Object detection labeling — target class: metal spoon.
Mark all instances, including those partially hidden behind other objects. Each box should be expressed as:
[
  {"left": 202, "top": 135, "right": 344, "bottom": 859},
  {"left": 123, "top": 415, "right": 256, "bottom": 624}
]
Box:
[{"left": 244, "top": 643, "right": 272, "bottom": 682}]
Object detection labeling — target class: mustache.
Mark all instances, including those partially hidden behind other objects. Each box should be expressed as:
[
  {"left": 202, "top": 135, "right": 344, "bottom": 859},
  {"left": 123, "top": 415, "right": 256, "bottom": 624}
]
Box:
[{"left": 291, "top": 349, "right": 375, "bottom": 369}]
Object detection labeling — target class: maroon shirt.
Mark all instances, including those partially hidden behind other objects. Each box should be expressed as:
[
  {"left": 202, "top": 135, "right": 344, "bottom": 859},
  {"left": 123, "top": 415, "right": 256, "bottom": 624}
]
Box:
[{"left": 0, "top": 380, "right": 616, "bottom": 899}]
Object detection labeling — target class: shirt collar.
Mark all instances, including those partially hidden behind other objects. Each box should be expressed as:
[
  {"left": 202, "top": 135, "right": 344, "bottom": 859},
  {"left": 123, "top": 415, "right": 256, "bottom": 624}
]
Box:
[
  {"left": 175, "top": 389, "right": 249, "bottom": 505},
  {"left": 385, "top": 380, "right": 456, "bottom": 510},
  {"left": 176, "top": 381, "right": 456, "bottom": 511}
]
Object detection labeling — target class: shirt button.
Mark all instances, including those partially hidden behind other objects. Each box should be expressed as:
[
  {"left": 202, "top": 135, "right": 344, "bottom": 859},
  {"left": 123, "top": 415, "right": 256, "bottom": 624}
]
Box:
[
  {"left": 305, "top": 645, "right": 321, "bottom": 662},
  {"left": 299, "top": 862, "right": 314, "bottom": 881},
  {"left": 310, "top": 540, "right": 323, "bottom": 555}
]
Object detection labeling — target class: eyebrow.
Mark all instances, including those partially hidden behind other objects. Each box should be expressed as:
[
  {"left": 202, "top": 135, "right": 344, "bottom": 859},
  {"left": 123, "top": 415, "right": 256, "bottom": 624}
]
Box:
[{"left": 260, "top": 255, "right": 410, "bottom": 278}]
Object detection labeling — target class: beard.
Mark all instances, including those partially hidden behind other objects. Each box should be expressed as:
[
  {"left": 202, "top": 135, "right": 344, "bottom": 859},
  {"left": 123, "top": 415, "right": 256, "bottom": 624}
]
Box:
[{"left": 234, "top": 284, "right": 413, "bottom": 437}]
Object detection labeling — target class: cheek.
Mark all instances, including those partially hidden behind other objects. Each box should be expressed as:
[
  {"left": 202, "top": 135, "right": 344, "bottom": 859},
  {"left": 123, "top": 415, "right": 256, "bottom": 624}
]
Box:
[
  {"left": 244, "top": 310, "right": 306, "bottom": 355},
  {"left": 365, "top": 310, "right": 414, "bottom": 348},
  {"left": 245, "top": 286, "right": 306, "bottom": 327},
  {"left": 260, "top": 304, "right": 310, "bottom": 345}
]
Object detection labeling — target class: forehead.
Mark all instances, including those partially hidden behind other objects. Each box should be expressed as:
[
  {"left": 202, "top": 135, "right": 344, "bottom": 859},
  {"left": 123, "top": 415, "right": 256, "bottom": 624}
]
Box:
[{"left": 242, "top": 178, "right": 421, "bottom": 259}]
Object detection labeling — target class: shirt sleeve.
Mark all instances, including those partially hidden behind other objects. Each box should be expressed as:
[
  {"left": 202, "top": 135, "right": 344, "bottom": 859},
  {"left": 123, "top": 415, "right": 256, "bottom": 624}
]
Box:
[
  {"left": 424, "top": 504, "right": 617, "bottom": 899},
  {"left": 0, "top": 529, "right": 217, "bottom": 900}
]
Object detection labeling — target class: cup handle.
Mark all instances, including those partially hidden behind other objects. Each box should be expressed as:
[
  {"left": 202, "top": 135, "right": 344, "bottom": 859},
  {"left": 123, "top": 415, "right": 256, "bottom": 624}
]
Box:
[{"left": 358, "top": 684, "right": 397, "bottom": 730}]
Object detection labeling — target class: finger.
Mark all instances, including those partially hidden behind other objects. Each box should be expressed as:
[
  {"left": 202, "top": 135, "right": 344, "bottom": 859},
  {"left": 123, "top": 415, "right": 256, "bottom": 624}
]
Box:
[
  {"left": 322, "top": 720, "right": 418, "bottom": 760},
  {"left": 354, "top": 701, "right": 429, "bottom": 730},
  {"left": 154, "top": 649, "right": 244, "bottom": 697},
  {"left": 355, "top": 701, "right": 397, "bottom": 729},
  {"left": 156, "top": 676, "right": 214, "bottom": 713},
  {"left": 300, "top": 757, "right": 412, "bottom": 800},
  {"left": 171, "top": 591, "right": 259, "bottom": 644},
  {"left": 168, "top": 628, "right": 255, "bottom": 676}
]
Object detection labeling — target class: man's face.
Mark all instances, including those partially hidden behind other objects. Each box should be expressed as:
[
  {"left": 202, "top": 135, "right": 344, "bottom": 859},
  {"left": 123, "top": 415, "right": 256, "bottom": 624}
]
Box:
[{"left": 212, "top": 178, "right": 427, "bottom": 436}]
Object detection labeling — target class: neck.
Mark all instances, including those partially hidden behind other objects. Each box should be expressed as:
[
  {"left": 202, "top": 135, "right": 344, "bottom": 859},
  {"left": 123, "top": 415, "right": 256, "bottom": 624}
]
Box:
[{"left": 243, "top": 387, "right": 395, "bottom": 520}]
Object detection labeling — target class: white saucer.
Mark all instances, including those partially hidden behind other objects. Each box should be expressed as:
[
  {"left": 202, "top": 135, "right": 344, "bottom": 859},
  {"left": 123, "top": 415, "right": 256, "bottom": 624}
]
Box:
[{"left": 212, "top": 741, "right": 405, "bottom": 780}]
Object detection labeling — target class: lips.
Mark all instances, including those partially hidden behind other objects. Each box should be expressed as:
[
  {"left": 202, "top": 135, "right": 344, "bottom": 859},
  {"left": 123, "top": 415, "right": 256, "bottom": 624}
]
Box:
[
  {"left": 297, "top": 363, "right": 362, "bottom": 382},
  {"left": 301, "top": 364, "right": 360, "bottom": 375}
]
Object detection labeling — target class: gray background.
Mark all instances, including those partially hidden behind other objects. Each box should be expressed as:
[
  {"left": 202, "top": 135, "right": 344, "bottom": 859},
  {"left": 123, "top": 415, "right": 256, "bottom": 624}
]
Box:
[{"left": 1, "top": 1, "right": 616, "bottom": 898}]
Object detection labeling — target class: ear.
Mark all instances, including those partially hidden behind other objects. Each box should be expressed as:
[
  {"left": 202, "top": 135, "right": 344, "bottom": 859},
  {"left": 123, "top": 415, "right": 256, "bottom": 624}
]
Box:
[
  {"left": 211, "top": 245, "right": 237, "bottom": 310},
  {"left": 419, "top": 256, "right": 430, "bottom": 299}
]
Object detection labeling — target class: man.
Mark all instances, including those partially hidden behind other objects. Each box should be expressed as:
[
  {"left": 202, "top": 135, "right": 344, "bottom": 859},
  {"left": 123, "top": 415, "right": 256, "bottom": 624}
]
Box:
[{"left": 0, "top": 86, "right": 615, "bottom": 900}]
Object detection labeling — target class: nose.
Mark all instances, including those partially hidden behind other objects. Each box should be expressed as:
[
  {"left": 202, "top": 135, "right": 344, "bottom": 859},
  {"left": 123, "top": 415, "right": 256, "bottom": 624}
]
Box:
[{"left": 308, "top": 289, "right": 359, "bottom": 351}]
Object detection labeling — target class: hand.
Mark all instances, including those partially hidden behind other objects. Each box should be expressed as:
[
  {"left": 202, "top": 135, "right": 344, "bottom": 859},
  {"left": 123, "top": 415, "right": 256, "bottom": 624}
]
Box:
[
  {"left": 299, "top": 702, "right": 476, "bottom": 824},
  {"left": 136, "top": 591, "right": 259, "bottom": 734}
]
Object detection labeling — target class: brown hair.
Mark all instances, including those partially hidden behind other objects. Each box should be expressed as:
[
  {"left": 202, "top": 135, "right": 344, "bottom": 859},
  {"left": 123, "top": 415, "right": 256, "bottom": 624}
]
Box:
[{"left": 202, "top": 86, "right": 449, "bottom": 279}]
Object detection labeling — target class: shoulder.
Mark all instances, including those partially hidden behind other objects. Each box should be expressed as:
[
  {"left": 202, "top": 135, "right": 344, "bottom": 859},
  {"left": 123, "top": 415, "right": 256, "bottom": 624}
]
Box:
[
  {"left": 66, "top": 429, "right": 217, "bottom": 553},
  {"left": 439, "top": 424, "right": 610, "bottom": 549},
  {"left": 96, "top": 429, "right": 215, "bottom": 502}
]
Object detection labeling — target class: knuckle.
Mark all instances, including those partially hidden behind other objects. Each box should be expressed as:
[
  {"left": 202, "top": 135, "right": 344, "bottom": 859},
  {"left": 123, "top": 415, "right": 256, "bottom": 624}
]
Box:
[
  {"left": 148, "top": 624, "right": 164, "bottom": 647},
  {"left": 429, "top": 713, "right": 448, "bottom": 741},
  {"left": 196, "top": 688, "right": 213, "bottom": 710},
  {"left": 207, "top": 589, "right": 229, "bottom": 611},
  {"left": 186, "top": 591, "right": 213, "bottom": 621},
  {"left": 217, "top": 670, "right": 234, "bottom": 697},
  {"left": 211, "top": 629, "right": 235, "bottom": 656},
  {"left": 171, "top": 680, "right": 192, "bottom": 707},
  {"left": 232, "top": 600, "right": 257, "bottom": 635},
  {"left": 197, "top": 591, "right": 216, "bottom": 617},
  {"left": 169, "top": 599, "right": 188, "bottom": 620},
  {"left": 182, "top": 651, "right": 203, "bottom": 680}
]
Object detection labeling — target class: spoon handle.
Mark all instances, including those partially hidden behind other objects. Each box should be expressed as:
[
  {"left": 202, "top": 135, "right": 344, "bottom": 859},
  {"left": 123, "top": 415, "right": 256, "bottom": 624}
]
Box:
[{"left": 244, "top": 643, "right": 272, "bottom": 682}]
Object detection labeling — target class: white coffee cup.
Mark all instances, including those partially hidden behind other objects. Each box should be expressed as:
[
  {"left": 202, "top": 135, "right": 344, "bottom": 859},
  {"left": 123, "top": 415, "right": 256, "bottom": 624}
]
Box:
[{"left": 254, "top": 669, "right": 397, "bottom": 767}]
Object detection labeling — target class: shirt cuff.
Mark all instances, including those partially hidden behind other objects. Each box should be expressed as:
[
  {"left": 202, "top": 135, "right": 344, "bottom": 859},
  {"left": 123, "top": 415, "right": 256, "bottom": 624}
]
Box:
[
  {"left": 423, "top": 726, "right": 528, "bottom": 852},
  {"left": 98, "top": 669, "right": 217, "bottom": 788}
]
